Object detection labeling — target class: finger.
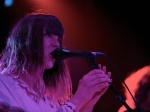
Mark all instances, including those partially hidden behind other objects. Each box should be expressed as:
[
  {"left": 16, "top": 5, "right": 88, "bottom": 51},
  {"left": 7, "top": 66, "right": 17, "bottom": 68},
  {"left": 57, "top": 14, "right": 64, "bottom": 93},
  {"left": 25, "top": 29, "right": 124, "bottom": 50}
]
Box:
[
  {"left": 82, "top": 73, "right": 111, "bottom": 88},
  {"left": 97, "top": 86, "right": 109, "bottom": 93},
  {"left": 98, "top": 64, "right": 102, "bottom": 70},
  {"left": 93, "top": 82, "right": 110, "bottom": 92},
  {"left": 83, "top": 74, "right": 109, "bottom": 85},
  {"left": 92, "top": 77, "right": 112, "bottom": 85},
  {"left": 85, "top": 69, "right": 105, "bottom": 77},
  {"left": 107, "top": 72, "right": 111, "bottom": 77},
  {"left": 102, "top": 66, "right": 106, "bottom": 73},
  {"left": 89, "top": 71, "right": 110, "bottom": 81}
]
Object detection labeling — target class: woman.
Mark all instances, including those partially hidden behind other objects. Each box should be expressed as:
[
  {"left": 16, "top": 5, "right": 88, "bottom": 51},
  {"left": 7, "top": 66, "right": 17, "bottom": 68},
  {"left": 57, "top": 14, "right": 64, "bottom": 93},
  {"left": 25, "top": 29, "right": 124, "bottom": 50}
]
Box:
[{"left": 0, "top": 13, "right": 112, "bottom": 112}]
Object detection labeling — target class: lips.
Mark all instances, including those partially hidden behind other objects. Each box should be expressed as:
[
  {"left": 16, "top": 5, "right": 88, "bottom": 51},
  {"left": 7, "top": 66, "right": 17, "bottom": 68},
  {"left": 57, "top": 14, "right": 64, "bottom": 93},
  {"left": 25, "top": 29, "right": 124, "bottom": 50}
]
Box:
[{"left": 50, "top": 48, "right": 58, "bottom": 59}]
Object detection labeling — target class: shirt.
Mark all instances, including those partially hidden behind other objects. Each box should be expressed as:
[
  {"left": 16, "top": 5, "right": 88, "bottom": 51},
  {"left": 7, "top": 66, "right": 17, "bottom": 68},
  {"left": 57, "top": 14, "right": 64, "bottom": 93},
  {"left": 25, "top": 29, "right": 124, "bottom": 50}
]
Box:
[{"left": 0, "top": 73, "right": 76, "bottom": 112}]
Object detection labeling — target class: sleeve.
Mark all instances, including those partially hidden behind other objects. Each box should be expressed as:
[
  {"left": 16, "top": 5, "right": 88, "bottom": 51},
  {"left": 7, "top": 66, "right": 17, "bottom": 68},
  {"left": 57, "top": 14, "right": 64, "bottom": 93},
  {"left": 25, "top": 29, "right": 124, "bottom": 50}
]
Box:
[
  {"left": 0, "top": 74, "right": 17, "bottom": 106},
  {"left": 79, "top": 108, "right": 93, "bottom": 112},
  {"left": 57, "top": 102, "right": 93, "bottom": 112},
  {"left": 0, "top": 75, "right": 25, "bottom": 112},
  {"left": 0, "top": 75, "right": 17, "bottom": 105},
  {"left": 56, "top": 102, "right": 76, "bottom": 112}
]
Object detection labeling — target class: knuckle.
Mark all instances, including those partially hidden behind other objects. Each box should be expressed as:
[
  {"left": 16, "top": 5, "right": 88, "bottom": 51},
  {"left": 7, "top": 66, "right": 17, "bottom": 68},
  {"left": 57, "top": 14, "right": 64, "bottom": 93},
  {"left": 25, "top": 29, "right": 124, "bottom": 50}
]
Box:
[{"left": 98, "top": 78, "right": 102, "bottom": 82}]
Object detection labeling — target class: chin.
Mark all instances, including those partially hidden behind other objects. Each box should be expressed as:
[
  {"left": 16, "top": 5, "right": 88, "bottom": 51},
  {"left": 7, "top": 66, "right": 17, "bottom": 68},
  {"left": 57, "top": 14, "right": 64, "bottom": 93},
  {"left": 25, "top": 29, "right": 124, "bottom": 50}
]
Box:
[{"left": 44, "top": 62, "right": 54, "bottom": 69}]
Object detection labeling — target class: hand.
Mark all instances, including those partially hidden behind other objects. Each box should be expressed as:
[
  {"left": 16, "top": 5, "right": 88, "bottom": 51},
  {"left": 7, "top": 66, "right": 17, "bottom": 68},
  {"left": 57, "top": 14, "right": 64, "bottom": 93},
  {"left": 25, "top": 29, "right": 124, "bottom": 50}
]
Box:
[
  {"left": 69, "top": 64, "right": 112, "bottom": 111},
  {"left": 79, "top": 64, "right": 112, "bottom": 112}
]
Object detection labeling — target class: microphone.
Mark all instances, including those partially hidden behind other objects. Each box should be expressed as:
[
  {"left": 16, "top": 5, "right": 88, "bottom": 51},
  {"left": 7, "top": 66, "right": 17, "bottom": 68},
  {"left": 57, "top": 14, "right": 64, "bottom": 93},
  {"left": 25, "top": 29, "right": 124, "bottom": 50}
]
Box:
[{"left": 51, "top": 47, "right": 105, "bottom": 61}]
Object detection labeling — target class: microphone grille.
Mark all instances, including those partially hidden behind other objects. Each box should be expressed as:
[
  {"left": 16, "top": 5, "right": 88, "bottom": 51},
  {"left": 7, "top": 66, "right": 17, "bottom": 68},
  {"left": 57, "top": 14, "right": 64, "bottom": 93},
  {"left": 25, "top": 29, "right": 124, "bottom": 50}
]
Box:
[{"left": 51, "top": 47, "right": 64, "bottom": 60}]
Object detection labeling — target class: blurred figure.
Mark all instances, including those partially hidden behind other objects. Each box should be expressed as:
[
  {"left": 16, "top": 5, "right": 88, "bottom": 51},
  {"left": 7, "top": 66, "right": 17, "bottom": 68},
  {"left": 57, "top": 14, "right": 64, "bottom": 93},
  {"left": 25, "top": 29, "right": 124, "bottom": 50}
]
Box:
[{"left": 118, "top": 66, "right": 150, "bottom": 112}]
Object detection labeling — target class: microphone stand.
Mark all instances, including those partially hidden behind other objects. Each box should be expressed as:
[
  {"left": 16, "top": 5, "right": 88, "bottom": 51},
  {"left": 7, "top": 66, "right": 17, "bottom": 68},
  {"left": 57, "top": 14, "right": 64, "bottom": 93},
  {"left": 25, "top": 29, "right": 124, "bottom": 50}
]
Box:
[{"left": 84, "top": 55, "right": 134, "bottom": 112}]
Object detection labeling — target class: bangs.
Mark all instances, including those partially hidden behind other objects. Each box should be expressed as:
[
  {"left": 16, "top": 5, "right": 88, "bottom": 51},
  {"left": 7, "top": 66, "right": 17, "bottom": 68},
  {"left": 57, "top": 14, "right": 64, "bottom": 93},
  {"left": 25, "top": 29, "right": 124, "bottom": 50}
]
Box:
[{"left": 45, "top": 16, "right": 64, "bottom": 38}]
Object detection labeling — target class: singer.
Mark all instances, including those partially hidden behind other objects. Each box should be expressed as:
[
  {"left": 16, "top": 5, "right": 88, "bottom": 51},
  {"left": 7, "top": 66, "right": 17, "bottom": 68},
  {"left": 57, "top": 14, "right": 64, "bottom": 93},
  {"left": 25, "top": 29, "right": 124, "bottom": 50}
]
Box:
[{"left": 0, "top": 12, "right": 112, "bottom": 112}]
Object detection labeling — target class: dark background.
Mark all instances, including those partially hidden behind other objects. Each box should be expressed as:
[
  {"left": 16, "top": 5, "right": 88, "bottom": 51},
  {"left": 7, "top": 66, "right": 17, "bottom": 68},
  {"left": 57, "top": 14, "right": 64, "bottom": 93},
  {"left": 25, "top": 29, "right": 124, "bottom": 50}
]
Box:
[{"left": 0, "top": 0, "right": 150, "bottom": 111}]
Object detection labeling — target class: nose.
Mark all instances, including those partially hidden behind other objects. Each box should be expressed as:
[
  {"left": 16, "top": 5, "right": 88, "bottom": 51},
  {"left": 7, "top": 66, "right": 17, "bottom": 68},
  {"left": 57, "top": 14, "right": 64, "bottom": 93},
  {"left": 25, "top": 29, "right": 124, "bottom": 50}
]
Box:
[{"left": 52, "top": 35, "right": 60, "bottom": 47}]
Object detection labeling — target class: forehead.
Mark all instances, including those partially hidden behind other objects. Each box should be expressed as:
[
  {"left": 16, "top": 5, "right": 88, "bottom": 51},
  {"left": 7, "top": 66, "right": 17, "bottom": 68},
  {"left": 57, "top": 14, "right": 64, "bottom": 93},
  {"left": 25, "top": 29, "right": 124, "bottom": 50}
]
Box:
[{"left": 44, "top": 17, "right": 64, "bottom": 37}]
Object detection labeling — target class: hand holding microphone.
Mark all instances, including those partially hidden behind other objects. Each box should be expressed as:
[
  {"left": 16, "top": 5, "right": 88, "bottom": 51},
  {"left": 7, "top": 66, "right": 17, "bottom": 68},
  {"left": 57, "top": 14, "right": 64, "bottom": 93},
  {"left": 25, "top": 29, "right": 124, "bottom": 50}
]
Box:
[{"left": 51, "top": 47, "right": 112, "bottom": 111}]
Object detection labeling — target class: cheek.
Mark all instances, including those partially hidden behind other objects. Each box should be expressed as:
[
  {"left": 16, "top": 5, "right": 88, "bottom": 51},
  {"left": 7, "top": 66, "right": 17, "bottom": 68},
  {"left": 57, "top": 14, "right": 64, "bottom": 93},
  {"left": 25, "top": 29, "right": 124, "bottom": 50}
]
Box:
[
  {"left": 43, "top": 38, "right": 51, "bottom": 53},
  {"left": 44, "top": 38, "right": 51, "bottom": 47}
]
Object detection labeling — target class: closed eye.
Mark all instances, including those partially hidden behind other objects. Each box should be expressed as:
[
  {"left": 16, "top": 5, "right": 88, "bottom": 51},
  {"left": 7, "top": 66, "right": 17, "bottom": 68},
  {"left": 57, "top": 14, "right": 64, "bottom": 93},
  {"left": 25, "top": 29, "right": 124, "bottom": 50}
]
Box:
[{"left": 44, "top": 34, "right": 51, "bottom": 38}]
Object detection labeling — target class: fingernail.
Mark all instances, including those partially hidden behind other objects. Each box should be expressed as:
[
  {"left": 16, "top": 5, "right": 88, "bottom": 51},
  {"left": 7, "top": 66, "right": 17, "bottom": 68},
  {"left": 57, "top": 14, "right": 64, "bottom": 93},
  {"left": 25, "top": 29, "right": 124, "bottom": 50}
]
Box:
[
  {"left": 110, "top": 78, "right": 113, "bottom": 82},
  {"left": 108, "top": 79, "right": 113, "bottom": 85}
]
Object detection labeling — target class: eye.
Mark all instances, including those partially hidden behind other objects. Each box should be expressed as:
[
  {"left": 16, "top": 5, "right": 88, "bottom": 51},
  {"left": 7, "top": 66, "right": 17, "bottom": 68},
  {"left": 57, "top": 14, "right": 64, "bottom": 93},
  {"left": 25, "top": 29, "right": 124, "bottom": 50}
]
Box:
[{"left": 44, "top": 34, "right": 51, "bottom": 38}]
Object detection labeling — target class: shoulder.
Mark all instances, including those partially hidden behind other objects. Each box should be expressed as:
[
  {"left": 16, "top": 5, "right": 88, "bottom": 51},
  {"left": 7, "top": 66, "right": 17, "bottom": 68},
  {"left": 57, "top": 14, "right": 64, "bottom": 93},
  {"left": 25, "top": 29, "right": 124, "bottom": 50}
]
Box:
[
  {"left": 0, "top": 72, "right": 14, "bottom": 86},
  {"left": 0, "top": 73, "right": 16, "bottom": 94},
  {"left": 0, "top": 73, "right": 19, "bottom": 106}
]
